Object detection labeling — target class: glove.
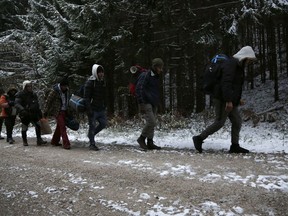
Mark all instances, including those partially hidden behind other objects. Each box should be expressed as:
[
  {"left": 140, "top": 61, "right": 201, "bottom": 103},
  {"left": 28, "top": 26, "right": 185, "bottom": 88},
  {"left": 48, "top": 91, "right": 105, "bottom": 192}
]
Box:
[{"left": 8, "top": 101, "right": 15, "bottom": 106}]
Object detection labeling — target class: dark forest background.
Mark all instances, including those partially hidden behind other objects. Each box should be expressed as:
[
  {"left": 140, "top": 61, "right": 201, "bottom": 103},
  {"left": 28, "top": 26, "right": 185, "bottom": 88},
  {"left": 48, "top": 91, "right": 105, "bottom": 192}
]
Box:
[{"left": 0, "top": 0, "right": 287, "bottom": 118}]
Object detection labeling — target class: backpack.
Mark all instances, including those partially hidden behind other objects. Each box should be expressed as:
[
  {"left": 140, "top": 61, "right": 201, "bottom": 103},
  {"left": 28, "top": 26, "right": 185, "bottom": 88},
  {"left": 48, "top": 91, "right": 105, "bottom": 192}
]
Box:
[
  {"left": 202, "top": 54, "right": 228, "bottom": 95},
  {"left": 129, "top": 65, "right": 147, "bottom": 96},
  {"left": 69, "top": 84, "right": 86, "bottom": 113}
]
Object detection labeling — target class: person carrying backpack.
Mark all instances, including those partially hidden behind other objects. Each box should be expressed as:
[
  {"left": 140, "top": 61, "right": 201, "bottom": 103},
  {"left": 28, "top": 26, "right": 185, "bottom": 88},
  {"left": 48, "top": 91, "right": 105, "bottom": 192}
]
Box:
[
  {"left": 84, "top": 64, "right": 107, "bottom": 151},
  {"left": 43, "top": 78, "right": 71, "bottom": 150},
  {"left": 0, "top": 85, "right": 18, "bottom": 144},
  {"left": 193, "top": 46, "right": 257, "bottom": 154},
  {"left": 135, "top": 58, "right": 164, "bottom": 150}
]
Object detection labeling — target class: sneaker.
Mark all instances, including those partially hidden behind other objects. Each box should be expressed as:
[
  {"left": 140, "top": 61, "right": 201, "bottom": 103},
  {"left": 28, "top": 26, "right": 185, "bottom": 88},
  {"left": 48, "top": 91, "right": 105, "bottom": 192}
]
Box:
[
  {"left": 229, "top": 144, "right": 249, "bottom": 153},
  {"left": 137, "top": 136, "right": 148, "bottom": 150},
  {"left": 0, "top": 136, "right": 4, "bottom": 140},
  {"left": 89, "top": 144, "right": 99, "bottom": 151},
  {"left": 23, "top": 141, "right": 29, "bottom": 146},
  {"left": 37, "top": 139, "right": 47, "bottom": 146},
  {"left": 147, "top": 139, "right": 161, "bottom": 150},
  {"left": 193, "top": 136, "right": 203, "bottom": 153}
]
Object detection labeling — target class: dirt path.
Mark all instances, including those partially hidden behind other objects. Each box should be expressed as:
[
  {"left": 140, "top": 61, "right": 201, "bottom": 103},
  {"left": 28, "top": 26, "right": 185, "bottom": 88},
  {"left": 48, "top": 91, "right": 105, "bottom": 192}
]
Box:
[{"left": 0, "top": 137, "right": 287, "bottom": 216}]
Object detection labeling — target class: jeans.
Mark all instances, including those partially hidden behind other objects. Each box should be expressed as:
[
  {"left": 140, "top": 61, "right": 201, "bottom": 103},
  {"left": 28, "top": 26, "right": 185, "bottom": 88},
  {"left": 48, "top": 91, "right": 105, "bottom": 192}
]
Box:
[
  {"left": 88, "top": 110, "right": 107, "bottom": 145},
  {"left": 200, "top": 99, "right": 242, "bottom": 144}
]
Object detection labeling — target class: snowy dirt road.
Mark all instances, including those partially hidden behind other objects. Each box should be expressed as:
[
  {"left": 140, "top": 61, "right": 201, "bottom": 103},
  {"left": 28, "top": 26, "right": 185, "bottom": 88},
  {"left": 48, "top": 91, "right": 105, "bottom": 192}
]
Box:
[{"left": 0, "top": 137, "right": 287, "bottom": 216}]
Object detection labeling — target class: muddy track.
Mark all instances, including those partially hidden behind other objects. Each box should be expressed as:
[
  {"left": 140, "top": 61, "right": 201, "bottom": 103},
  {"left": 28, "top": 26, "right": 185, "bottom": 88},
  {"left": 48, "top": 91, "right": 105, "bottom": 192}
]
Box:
[{"left": 0, "top": 137, "right": 287, "bottom": 216}]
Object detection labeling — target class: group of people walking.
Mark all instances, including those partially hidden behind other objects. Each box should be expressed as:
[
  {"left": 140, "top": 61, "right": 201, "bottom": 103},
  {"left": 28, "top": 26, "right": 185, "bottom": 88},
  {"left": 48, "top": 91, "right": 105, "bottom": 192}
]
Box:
[{"left": 0, "top": 45, "right": 257, "bottom": 154}]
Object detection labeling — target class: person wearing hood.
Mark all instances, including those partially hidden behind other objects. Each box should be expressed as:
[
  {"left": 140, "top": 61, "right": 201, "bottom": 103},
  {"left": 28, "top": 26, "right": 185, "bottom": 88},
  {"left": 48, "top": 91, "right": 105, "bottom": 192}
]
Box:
[
  {"left": 193, "top": 46, "right": 257, "bottom": 154},
  {"left": 135, "top": 58, "right": 164, "bottom": 150},
  {"left": 83, "top": 64, "right": 107, "bottom": 151},
  {"left": 43, "top": 78, "right": 71, "bottom": 150},
  {"left": 15, "top": 80, "right": 47, "bottom": 146},
  {"left": 0, "top": 86, "right": 18, "bottom": 144}
]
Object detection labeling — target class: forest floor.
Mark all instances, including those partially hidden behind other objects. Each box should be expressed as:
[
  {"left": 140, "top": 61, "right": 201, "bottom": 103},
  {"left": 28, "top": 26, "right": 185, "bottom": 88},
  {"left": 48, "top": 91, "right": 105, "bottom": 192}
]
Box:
[{"left": 0, "top": 137, "right": 287, "bottom": 216}]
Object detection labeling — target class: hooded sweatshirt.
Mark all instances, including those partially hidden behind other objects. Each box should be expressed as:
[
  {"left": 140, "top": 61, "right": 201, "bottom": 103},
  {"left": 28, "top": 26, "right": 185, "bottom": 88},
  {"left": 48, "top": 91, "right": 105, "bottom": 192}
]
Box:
[
  {"left": 215, "top": 46, "right": 256, "bottom": 105},
  {"left": 84, "top": 64, "right": 106, "bottom": 112}
]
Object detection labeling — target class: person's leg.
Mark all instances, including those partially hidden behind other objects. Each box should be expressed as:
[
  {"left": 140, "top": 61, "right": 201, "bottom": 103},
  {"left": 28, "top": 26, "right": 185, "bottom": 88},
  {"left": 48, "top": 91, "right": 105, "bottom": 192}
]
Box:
[
  {"left": 193, "top": 99, "right": 228, "bottom": 153},
  {"left": 137, "top": 104, "right": 156, "bottom": 150},
  {"left": 0, "top": 117, "right": 4, "bottom": 139},
  {"left": 94, "top": 111, "right": 107, "bottom": 135},
  {"left": 57, "top": 111, "right": 71, "bottom": 149},
  {"left": 5, "top": 117, "right": 14, "bottom": 144},
  {"left": 88, "top": 111, "right": 96, "bottom": 145},
  {"left": 146, "top": 106, "right": 161, "bottom": 150},
  {"left": 21, "top": 117, "right": 30, "bottom": 146},
  {"left": 228, "top": 107, "right": 249, "bottom": 153},
  {"left": 32, "top": 118, "right": 47, "bottom": 146}
]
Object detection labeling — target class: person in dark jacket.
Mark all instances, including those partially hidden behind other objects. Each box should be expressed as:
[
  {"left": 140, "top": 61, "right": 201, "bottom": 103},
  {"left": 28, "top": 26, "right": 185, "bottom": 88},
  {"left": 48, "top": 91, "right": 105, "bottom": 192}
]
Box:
[
  {"left": 84, "top": 64, "right": 107, "bottom": 151},
  {"left": 43, "top": 78, "right": 71, "bottom": 150},
  {"left": 0, "top": 86, "right": 18, "bottom": 143},
  {"left": 193, "top": 46, "right": 257, "bottom": 153},
  {"left": 15, "top": 80, "right": 47, "bottom": 146},
  {"left": 135, "top": 58, "right": 164, "bottom": 150}
]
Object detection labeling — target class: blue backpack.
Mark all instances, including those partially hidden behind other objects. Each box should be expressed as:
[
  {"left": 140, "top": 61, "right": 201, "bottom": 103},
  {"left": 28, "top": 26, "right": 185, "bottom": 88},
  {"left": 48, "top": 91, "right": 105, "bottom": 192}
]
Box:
[{"left": 202, "top": 54, "right": 228, "bottom": 95}]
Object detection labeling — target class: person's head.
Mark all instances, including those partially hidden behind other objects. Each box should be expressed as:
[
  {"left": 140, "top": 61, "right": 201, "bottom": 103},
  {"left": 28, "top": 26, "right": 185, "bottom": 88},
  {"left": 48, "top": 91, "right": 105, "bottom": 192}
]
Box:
[
  {"left": 23, "top": 80, "right": 33, "bottom": 92},
  {"left": 59, "top": 77, "right": 69, "bottom": 92},
  {"left": 233, "top": 46, "right": 257, "bottom": 66},
  {"left": 7, "top": 85, "right": 18, "bottom": 96},
  {"left": 92, "top": 64, "right": 104, "bottom": 81},
  {"left": 152, "top": 58, "right": 164, "bottom": 74}
]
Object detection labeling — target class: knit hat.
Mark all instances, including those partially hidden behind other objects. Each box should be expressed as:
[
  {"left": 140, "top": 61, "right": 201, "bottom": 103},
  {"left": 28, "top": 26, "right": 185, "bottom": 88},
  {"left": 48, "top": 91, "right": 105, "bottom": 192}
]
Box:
[
  {"left": 23, "top": 80, "right": 32, "bottom": 90},
  {"left": 233, "top": 46, "right": 257, "bottom": 62},
  {"left": 60, "top": 77, "right": 69, "bottom": 86},
  {"left": 7, "top": 85, "right": 17, "bottom": 93},
  {"left": 152, "top": 58, "right": 164, "bottom": 69}
]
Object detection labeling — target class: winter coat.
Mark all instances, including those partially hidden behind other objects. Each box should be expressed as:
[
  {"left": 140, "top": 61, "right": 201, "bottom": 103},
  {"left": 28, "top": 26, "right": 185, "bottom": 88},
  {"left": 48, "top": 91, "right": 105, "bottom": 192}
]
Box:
[
  {"left": 135, "top": 69, "right": 160, "bottom": 107},
  {"left": 84, "top": 64, "right": 106, "bottom": 112},
  {"left": 15, "top": 89, "right": 42, "bottom": 120},
  {"left": 214, "top": 46, "right": 257, "bottom": 106},
  {"left": 214, "top": 58, "right": 244, "bottom": 106},
  {"left": 43, "top": 84, "right": 70, "bottom": 117},
  {"left": 0, "top": 94, "right": 17, "bottom": 117}
]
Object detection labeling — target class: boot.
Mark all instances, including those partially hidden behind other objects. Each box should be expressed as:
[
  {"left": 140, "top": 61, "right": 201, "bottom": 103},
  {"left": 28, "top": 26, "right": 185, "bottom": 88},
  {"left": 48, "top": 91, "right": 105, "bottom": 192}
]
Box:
[
  {"left": 229, "top": 144, "right": 249, "bottom": 153},
  {"left": 89, "top": 144, "right": 99, "bottom": 151},
  {"left": 137, "top": 135, "right": 148, "bottom": 150},
  {"left": 193, "top": 136, "right": 203, "bottom": 153},
  {"left": 147, "top": 139, "right": 161, "bottom": 150},
  {"left": 22, "top": 131, "right": 28, "bottom": 146},
  {"left": 37, "top": 138, "right": 47, "bottom": 146}
]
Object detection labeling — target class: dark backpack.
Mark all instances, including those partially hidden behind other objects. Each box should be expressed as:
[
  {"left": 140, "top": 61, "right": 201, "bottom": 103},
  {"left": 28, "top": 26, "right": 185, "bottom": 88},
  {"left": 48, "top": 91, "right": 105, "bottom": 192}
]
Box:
[
  {"left": 202, "top": 54, "right": 228, "bottom": 95},
  {"left": 129, "top": 65, "right": 147, "bottom": 96}
]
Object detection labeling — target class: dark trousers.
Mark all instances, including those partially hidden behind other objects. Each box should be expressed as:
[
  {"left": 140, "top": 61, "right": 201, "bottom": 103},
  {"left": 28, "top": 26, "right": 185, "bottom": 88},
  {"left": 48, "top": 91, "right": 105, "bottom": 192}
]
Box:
[
  {"left": 200, "top": 99, "right": 242, "bottom": 144},
  {"left": 5, "top": 116, "right": 16, "bottom": 140},
  {"left": 0, "top": 116, "right": 3, "bottom": 135},
  {"left": 21, "top": 116, "right": 41, "bottom": 140},
  {"left": 88, "top": 110, "right": 107, "bottom": 145},
  {"left": 51, "top": 111, "right": 70, "bottom": 148}
]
